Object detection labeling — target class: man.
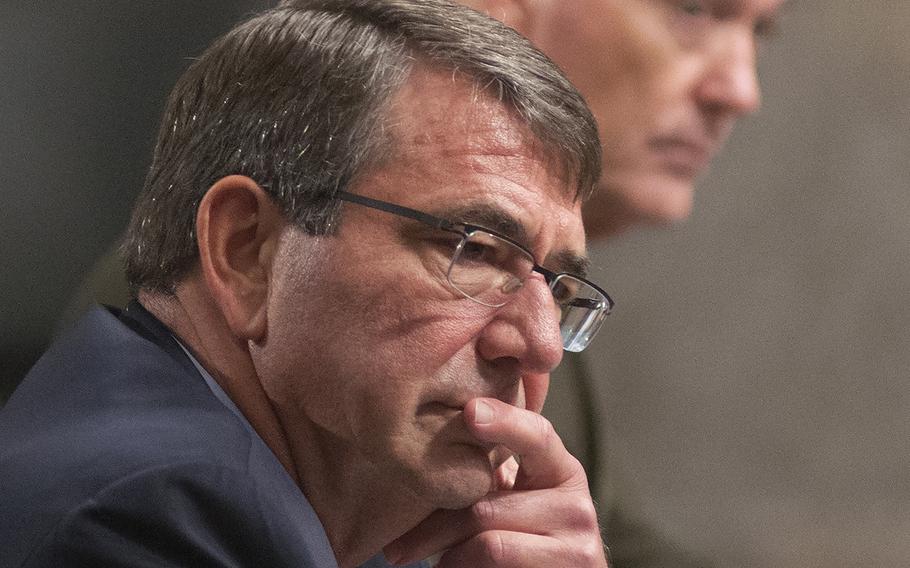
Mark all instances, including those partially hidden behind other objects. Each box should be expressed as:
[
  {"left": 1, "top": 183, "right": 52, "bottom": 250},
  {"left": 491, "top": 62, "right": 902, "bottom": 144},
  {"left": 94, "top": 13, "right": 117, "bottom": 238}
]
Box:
[
  {"left": 464, "top": 0, "right": 785, "bottom": 238},
  {"left": 0, "top": 1, "right": 612, "bottom": 567}
]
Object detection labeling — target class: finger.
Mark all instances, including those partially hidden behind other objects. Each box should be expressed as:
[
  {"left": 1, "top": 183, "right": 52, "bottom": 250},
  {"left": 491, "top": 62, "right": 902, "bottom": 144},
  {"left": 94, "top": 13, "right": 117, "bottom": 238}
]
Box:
[
  {"left": 385, "top": 488, "right": 599, "bottom": 565},
  {"left": 435, "top": 530, "right": 607, "bottom": 568},
  {"left": 464, "top": 397, "right": 587, "bottom": 490},
  {"left": 521, "top": 372, "right": 549, "bottom": 414}
]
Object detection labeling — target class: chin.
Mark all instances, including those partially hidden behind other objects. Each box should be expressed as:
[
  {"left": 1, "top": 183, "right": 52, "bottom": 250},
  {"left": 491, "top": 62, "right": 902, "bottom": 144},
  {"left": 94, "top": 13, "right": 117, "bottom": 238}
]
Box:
[
  {"left": 638, "top": 188, "right": 694, "bottom": 225},
  {"left": 586, "top": 174, "right": 695, "bottom": 236},
  {"left": 409, "top": 443, "right": 496, "bottom": 509}
]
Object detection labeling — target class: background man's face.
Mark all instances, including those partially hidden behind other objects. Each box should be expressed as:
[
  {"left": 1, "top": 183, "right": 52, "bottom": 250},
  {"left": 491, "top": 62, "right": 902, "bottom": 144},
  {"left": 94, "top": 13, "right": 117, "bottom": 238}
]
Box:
[
  {"left": 510, "top": 0, "right": 785, "bottom": 234},
  {"left": 254, "top": 70, "right": 586, "bottom": 509}
]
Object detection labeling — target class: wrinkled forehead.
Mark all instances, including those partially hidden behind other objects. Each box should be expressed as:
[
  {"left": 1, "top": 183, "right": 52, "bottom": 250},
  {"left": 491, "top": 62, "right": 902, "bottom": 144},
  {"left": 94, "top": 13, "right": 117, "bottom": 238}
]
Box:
[
  {"left": 366, "top": 67, "right": 588, "bottom": 260},
  {"left": 379, "top": 65, "right": 581, "bottom": 207}
]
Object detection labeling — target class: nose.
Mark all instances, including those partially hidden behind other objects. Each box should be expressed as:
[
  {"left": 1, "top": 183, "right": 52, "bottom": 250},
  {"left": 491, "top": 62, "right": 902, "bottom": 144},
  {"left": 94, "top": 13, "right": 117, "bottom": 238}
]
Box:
[
  {"left": 695, "top": 25, "right": 762, "bottom": 118},
  {"left": 475, "top": 275, "right": 564, "bottom": 376}
]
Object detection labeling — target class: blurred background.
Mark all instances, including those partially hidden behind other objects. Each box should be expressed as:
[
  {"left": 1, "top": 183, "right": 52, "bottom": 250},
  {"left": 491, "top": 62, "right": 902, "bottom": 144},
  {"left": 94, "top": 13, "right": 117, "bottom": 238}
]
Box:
[
  {"left": 2, "top": 1, "right": 908, "bottom": 566},
  {"left": 1, "top": 0, "right": 270, "bottom": 388}
]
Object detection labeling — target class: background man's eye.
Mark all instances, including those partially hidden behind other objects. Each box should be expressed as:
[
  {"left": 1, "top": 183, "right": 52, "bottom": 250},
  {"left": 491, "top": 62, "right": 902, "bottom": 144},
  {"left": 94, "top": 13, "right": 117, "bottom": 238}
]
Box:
[
  {"left": 753, "top": 16, "right": 779, "bottom": 39},
  {"left": 679, "top": 1, "right": 706, "bottom": 16}
]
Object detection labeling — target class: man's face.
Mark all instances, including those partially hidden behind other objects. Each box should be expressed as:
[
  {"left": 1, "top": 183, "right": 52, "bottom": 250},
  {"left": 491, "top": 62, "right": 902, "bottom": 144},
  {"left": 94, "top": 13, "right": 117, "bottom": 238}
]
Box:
[
  {"left": 255, "top": 69, "right": 587, "bottom": 509},
  {"left": 513, "top": 0, "right": 785, "bottom": 234}
]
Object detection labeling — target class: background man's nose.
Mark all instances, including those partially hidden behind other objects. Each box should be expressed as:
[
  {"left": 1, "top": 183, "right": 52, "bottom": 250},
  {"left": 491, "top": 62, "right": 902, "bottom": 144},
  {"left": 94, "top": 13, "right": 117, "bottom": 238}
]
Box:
[{"left": 696, "top": 28, "right": 762, "bottom": 117}]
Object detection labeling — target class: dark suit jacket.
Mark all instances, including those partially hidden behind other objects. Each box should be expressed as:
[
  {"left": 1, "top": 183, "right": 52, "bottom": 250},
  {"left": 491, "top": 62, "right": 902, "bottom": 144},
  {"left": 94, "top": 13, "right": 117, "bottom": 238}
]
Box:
[{"left": 0, "top": 302, "right": 422, "bottom": 568}]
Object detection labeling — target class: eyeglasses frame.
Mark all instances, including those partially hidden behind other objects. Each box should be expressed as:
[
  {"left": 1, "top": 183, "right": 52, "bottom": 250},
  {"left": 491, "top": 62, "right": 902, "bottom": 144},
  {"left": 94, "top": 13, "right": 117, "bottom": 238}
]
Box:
[{"left": 335, "top": 190, "right": 614, "bottom": 316}]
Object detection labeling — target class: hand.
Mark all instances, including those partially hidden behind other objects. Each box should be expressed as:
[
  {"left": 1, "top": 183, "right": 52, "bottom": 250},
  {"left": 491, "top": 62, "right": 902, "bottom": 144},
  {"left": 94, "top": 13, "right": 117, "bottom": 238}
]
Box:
[{"left": 384, "top": 398, "right": 609, "bottom": 567}]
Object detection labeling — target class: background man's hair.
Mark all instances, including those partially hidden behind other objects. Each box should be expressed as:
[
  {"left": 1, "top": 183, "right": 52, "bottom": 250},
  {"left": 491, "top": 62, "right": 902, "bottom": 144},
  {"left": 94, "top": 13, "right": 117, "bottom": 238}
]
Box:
[{"left": 122, "top": 0, "right": 600, "bottom": 294}]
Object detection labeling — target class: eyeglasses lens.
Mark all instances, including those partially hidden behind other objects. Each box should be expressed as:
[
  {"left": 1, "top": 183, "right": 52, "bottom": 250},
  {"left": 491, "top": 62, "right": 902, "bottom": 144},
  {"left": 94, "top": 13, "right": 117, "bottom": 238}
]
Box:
[
  {"left": 551, "top": 274, "right": 609, "bottom": 352},
  {"left": 448, "top": 230, "right": 532, "bottom": 308},
  {"left": 447, "top": 232, "right": 608, "bottom": 352}
]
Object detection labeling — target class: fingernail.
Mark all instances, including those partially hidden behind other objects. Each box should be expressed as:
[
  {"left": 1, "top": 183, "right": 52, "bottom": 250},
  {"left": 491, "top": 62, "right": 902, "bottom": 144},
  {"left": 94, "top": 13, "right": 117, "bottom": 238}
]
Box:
[{"left": 474, "top": 400, "right": 494, "bottom": 424}]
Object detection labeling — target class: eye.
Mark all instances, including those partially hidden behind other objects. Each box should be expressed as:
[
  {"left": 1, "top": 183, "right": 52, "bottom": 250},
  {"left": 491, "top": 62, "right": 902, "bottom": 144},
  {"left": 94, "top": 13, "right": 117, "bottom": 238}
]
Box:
[
  {"left": 457, "top": 230, "right": 515, "bottom": 266},
  {"left": 753, "top": 15, "right": 779, "bottom": 39},
  {"left": 422, "top": 233, "right": 461, "bottom": 256},
  {"left": 550, "top": 278, "right": 576, "bottom": 305},
  {"left": 678, "top": 0, "right": 707, "bottom": 17},
  {"left": 460, "top": 240, "right": 498, "bottom": 264}
]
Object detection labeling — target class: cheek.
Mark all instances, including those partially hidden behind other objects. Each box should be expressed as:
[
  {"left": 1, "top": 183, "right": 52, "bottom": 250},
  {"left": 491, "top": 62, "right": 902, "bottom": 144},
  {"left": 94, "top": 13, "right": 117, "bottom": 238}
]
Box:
[
  {"left": 330, "top": 249, "right": 490, "bottom": 363},
  {"left": 315, "top": 307, "right": 493, "bottom": 457},
  {"left": 539, "top": 4, "right": 671, "bottom": 149},
  {"left": 287, "top": 278, "right": 490, "bottom": 392},
  {"left": 257, "top": 238, "right": 498, "bottom": 431},
  {"left": 356, "top": 295, "right": 492, "bottom": 378},
  {"left": 536, "top": 5, "right": 622, "bottom": 100},
  {"left": 604, "top": 6, "right": 696, "bottom": 97}
]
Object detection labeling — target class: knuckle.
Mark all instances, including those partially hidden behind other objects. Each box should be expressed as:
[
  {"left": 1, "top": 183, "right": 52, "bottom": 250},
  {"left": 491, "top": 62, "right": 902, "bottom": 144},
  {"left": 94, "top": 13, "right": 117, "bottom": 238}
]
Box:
[
  {"left": 470, "top": 498, "right": 496, "bottom": 528},
  {"left": 571, "top": 497, "right": 599, "bottom": 530},
  {"left": 477, "top": 531, "right": 508, "bottom": 563},
  {"left": 565, "top": 453, "right": 587, "bottom": 480},
  {"left": 575, "top": 538, "right": 605, "bottom": 565},
  {"left": 531, "top": 412, "right": 557, "bottom": 449}
]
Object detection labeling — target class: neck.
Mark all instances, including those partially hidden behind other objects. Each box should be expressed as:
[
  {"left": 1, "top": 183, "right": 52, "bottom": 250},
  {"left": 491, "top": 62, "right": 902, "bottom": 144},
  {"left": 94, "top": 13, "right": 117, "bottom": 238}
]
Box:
[
  {"left": 139, "top": 286, "right": 300, "bottom": 485},
  {"left": 283, "top": 416, "right": 436, "bottom": 567}
]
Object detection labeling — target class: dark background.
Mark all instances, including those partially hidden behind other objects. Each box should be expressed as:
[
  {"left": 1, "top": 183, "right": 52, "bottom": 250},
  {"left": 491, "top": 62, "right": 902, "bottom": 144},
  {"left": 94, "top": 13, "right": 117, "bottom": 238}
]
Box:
[
  {"left": 0, "top": 0, "right": 271, "bottom": 402},
  {"left": 1, "top": 1, "right": 270, "bottom": 400}
]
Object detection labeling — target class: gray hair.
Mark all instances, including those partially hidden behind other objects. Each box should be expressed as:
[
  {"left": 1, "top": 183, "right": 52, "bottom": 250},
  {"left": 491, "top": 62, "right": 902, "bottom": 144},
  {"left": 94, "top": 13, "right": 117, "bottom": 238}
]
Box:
[{"left": 123, "top": 0, "right": 600, "bottom": 294}]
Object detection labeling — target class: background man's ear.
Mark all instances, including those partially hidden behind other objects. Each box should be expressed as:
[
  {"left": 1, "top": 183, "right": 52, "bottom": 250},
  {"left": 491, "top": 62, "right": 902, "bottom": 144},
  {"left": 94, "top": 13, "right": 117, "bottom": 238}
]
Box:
[
  {"left": 460, "top": 0, "right": 533, "bottom": 35},
  {"left": 195, "top": 175, "right": 284, "bottom": 341}
]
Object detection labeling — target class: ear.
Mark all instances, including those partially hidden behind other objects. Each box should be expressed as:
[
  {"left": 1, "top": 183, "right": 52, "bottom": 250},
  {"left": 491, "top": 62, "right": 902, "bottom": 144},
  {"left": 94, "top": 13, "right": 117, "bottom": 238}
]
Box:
[
  {"left": 195, "top": 175, "right": 284, "bottom": 342},
  {"left": 461, "top": 0, "right": 533, "bottom": 35}
]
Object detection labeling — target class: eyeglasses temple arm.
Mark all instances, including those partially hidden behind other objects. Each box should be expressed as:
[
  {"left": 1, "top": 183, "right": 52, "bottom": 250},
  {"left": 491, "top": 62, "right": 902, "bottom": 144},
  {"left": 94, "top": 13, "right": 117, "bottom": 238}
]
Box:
[{"left": 337, "top": 191, "right": 455, "bottom": 231}]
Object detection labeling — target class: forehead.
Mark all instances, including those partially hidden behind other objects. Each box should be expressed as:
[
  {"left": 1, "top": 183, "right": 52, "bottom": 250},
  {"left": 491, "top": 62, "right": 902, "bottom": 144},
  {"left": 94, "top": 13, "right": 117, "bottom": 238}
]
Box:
[
  {"left": 573, "top": 0, "right": 785, "bottom": 14},
  {"left": 381, "top": 67, "right": 567, "bottom": 193},
  {"left": 708, "top": 0, "right": 786, "bottom": 13},
  {"left": 692, "top": 0, "right": 787, "bottom": 22},
  {"left": 535, "top": 0, "right": 785, "bottom": 28},
  {"left": 363, "top": 67, "right": 586, "bottom": 255}
]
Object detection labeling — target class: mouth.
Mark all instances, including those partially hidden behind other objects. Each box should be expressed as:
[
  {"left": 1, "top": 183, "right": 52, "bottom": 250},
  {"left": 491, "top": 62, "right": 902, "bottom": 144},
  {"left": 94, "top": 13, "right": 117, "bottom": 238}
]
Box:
[
  {"left": 419, "top": 386, "right": 523, "bottom": 417},
  {"left": 418, "top": 402, "right": 498, "bottom": 452},
  {"left": 417, "top": 401, "right": 465, "bottom": 417},
  {"left": 649, "top": 135, "right": 715, "bottom": 179}
]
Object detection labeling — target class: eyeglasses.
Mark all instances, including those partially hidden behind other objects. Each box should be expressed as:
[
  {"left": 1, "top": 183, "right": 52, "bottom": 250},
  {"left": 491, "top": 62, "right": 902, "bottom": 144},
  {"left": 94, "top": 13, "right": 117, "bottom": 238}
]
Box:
[{"left": 336, "top": 191, "right": 613, "bottom": 352}]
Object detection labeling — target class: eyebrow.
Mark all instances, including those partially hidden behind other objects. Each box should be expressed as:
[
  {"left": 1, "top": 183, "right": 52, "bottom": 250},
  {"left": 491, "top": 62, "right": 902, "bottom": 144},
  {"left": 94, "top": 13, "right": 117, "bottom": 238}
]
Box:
[
  {"left": 433, "top": 202, "right": 591, "bottom": 278},
  {"left": 715, "top": 0, "right": 783, "bottom": 37},
  {"left": 549, "top": 250, "right": 590, "bottom": 279},
  {"left": 437, "top": 203, "right": 528, "bottom": 244}
]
